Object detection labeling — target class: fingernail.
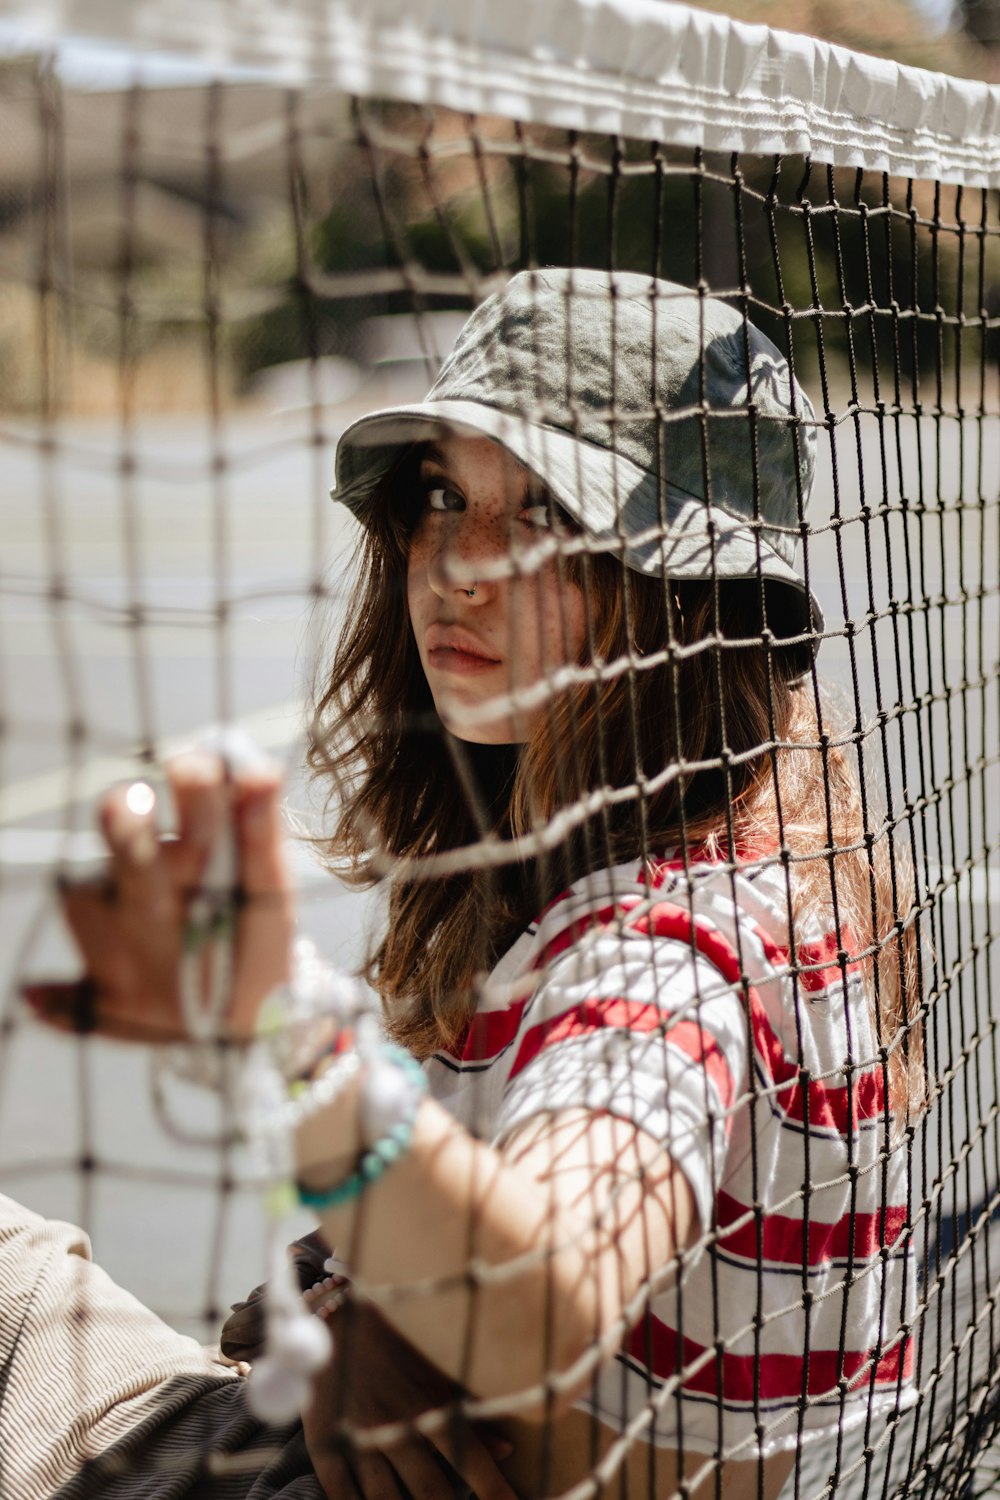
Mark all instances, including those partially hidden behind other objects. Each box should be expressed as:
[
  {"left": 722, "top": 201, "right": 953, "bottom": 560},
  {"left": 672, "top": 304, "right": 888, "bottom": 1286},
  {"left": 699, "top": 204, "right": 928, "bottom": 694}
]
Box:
[
  {"left": 21, "top": 981, "right": 76, "bottom": 1007},
  {"left": 199, "top": 726, "right": 277, "bottom": 777},
  {"left": 21, "top": 979, "right": 98, "bottom": 1032}
]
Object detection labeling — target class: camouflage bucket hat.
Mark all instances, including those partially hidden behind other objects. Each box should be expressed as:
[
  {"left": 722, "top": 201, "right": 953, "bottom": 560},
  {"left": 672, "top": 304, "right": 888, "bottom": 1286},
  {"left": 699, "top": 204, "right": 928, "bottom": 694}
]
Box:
[{"left": 333, "top": 268, "right": 823, "bottom": 644}]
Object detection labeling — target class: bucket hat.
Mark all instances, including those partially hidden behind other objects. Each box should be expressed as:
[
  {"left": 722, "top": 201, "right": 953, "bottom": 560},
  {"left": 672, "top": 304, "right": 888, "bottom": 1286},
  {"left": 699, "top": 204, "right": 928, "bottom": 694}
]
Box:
[{"left": 333, "top": 268, "right": 823, "bottom": 641}]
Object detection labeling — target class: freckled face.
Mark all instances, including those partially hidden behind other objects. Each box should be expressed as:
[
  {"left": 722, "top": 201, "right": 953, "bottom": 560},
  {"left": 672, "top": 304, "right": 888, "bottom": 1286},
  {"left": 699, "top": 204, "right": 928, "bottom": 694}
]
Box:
[{"left": 405, "top": 434, "right": 587, "bottom": 745}]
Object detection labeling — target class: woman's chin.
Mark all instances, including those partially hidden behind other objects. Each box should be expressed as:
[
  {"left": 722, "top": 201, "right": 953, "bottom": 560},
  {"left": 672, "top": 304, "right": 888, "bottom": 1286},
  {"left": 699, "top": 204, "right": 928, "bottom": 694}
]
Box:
[
  {"left": 443, "top": 719, "right": 523, "bottom": 747},
  {"left": 436, "top": 698, "right": 526, "bottom": 747}
]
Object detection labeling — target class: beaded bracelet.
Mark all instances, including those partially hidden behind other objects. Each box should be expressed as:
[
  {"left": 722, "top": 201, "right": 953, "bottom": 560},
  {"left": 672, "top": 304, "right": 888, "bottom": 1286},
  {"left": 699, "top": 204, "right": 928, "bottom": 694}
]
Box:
[
  {"left": 296, "top": 1042, "right": 427, "bottom": 1212},
  {"left": 246, "top": 1027, "right": 423, "bottom": 1424}
]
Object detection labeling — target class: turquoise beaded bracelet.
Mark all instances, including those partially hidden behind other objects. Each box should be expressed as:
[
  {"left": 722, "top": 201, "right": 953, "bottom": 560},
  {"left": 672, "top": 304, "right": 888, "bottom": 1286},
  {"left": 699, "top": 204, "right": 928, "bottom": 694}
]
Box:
[{"left": 296, "top": 1043, "right": 427, "bottom": 1212}]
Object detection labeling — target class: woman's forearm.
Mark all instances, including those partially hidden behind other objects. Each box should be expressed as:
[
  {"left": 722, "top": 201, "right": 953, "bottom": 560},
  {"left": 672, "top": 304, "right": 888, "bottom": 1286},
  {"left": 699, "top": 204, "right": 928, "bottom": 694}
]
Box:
[
  {"left": 296, "top": 1090, "right": 598, "bottom": 1408},
  {"left": 294, "top": 1090, "right": 635, "bottom": 1416}
]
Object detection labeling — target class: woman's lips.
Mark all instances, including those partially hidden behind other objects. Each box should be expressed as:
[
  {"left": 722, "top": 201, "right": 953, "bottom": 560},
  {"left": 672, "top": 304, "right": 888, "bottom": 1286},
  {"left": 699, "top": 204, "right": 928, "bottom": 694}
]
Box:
[
  {"left": 424, "top": 624, "right": 501, "bottom": 676},
  {"left": 426, "top": 645, "right": 501, "bottom": 676}
]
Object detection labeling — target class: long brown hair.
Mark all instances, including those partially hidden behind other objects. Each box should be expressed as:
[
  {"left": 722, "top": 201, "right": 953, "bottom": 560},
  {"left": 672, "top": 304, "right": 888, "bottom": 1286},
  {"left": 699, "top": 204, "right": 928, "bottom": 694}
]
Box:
[{"left": 309, "top": 456, "right": 923, "bottom": 1116}]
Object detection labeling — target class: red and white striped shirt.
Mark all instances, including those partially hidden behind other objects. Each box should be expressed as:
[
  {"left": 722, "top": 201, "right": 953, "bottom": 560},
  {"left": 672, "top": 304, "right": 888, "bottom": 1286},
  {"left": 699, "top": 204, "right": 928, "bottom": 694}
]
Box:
[{"left": 423, "top": 850, "right": 916, "bottom": 1460}]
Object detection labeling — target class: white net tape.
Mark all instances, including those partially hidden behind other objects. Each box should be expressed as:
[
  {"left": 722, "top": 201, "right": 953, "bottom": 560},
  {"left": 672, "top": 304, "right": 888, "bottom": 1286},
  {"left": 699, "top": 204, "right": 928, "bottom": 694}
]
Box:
[{"left": 0, "top": 0, "right": 999, "bottom": 184}]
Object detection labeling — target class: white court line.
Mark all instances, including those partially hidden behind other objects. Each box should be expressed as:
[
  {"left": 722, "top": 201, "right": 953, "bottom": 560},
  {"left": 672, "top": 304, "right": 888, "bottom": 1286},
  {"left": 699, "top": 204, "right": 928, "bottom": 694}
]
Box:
[
  {"left": 0, "top": 823, "right": 996, "bottom": 907},
  {"left": 0, "top": 698, "right": 305, "bottom": 827},
  {"left": 1, "top": 710, "right": 997, "bottom": 906},
  {"left": 0, "top": 828, "right": 332, "bottom": 887}
]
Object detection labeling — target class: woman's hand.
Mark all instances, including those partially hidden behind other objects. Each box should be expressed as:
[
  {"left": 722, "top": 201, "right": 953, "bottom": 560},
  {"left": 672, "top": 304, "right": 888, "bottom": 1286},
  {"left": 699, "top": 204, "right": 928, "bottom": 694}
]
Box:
[
  {"left": 22, "top": 751, "right": 293, "bottom": 1045},
  {"left": 302, "top": 1299, "right": 517, "bottom": 1500}
]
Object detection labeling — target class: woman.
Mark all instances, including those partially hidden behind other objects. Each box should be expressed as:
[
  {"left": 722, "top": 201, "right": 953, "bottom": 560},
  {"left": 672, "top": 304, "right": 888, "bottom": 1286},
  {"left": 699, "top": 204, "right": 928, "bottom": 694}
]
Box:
[{"left": 18, "top": 269, "right": 921, "bottom": 1500}]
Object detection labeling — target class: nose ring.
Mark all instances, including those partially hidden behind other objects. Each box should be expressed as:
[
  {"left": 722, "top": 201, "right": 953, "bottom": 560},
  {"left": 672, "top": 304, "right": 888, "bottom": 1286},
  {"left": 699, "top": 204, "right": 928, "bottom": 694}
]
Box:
[{"left": 465, "top": 583, "right": 477, "bottom": 598}]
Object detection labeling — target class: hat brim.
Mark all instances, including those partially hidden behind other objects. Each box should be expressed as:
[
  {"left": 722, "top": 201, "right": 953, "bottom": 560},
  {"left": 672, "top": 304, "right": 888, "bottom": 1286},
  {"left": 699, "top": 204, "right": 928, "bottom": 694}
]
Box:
[{"left": 333, "top": 398, "right": 824, "bottom": 643}]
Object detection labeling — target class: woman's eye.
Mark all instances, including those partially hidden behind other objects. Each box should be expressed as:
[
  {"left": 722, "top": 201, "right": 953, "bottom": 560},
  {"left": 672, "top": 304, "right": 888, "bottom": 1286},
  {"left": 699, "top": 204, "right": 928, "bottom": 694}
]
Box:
[
  {"left": 425, "top": 485, "right": 464, "bottom": 514},
  {"left": 520, "top": 503, "right": 573, "bottom": 535}
]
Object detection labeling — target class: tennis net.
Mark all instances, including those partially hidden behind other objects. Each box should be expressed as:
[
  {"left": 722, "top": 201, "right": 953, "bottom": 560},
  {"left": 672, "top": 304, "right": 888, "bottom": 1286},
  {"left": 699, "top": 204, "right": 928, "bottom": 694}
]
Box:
[{"left": 0, "top": 3, "right": 997, "bottom": 1497}]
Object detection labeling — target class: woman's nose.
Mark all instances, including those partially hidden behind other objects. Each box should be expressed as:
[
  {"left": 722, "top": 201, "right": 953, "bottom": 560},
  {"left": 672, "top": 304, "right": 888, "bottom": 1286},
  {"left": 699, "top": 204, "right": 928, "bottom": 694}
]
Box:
[{"left": 427, "top": 520, "right": 495, "bottom": 600}]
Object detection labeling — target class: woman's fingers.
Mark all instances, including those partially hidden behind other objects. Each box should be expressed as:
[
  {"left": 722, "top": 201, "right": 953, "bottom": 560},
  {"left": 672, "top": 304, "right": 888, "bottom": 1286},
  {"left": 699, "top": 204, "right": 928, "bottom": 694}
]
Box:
[
  {"left": 307, "top": 1440, "right": 357, "bottom": 1500},
  {"left": 26, "top": 744, "right": 295, "bottom": 1046},
  {"left": 476, "top": 1426, "right": 516, "bottom": 1463},
  {"left": 165, "top": 752, "right": 227, "bottom": 890},
  {"left": 52, "top": 868, "right": 184, "bottom": 1041},
  {"left": 329, "top": 1431, "right": 517, "bottom": 1500},
  {"left": 139, "top": 751, "right": 290, "bottom": 1034},
  {"left": 428, "top": 1425, "right": 518, "bottom": 1500},
  {"left": 22, "top": 978, "right": 180, "bottom": 1043},
  {"left": 376, "top": 1423, "right": 517, "bottom": 1500},
  {"left": 21, "top": 979, "right": 102, "bottom": 1036},
  {"left": 352, "top": 1451, "right": 408, "bottom": 1500},
  {"left": 234, "top": 770, "right": 289, "bottom": 898},
  {"left": 381, "top": 1438, "right": 454, "bottom": 1500},
  {"left": 100, "top": 783, "right": 175, "bottom": 930},
  {"left": 299, "top": 1300, "right": 515, "bottom": 1500},
  {"left": 311, "top": 1446, "right": 406, "bottom": 1500},
  {"left": 229, "top": 771, "right": 294, "bottom": 1022}
]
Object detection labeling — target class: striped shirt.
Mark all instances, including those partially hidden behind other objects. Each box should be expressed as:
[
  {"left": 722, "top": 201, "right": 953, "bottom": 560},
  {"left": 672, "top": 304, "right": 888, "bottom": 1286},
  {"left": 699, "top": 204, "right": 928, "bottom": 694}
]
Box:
[{"left": 424, "top": 850, "right": 916, "bottom": 1461}]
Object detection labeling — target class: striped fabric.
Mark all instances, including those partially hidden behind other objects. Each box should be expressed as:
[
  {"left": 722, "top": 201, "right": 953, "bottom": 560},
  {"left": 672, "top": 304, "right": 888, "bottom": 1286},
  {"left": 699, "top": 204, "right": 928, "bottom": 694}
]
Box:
[
  {"left": 424, "top": 850, "right": 917, "bottom": 1461},
  {"left": 0, "top": 1196, "right": 319, "bottom": 1497}
]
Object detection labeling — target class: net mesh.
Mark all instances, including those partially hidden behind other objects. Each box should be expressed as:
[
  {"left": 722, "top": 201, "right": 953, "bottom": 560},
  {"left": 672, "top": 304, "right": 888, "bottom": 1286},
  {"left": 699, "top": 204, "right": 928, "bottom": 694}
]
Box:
[{"left": 0, "top": 26, "right": 997, "bottom": 1500}]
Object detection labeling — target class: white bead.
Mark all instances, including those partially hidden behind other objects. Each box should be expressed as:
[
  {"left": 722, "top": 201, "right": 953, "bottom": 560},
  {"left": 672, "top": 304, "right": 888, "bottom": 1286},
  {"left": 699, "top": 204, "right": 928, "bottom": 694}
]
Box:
[
  {"left": 246, "top": 1356, "right": 310, "bottom": 1425},
  {"left": 271, "top": 1312, "right": 333, "bottom": 1375},
  {"left": 355, "top": 1010, "right": 382, "bottom": 1060},
  {"left": 360, "top": 1059, "right": 416, "bottom": 1143}
]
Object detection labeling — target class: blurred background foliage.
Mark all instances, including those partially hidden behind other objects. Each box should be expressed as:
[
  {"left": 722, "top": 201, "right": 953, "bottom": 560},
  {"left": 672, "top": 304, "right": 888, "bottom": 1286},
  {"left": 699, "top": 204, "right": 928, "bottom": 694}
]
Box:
[
  {"left": 0, "top": 0, "right": 995, "bottom": 414},
  {"left": 696, "top": 0, "right": 998, "bottom": 75},
  {"left": 221, "top": 103, "right": 998, "bottom": 416}
]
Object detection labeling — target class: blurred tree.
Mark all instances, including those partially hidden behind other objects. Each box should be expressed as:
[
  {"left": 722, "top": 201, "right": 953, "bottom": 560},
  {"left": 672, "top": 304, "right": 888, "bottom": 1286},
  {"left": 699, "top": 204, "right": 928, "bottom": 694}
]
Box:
[
  {"left": 685, "top": 0, "right": 998, "bottom": 77},
  {"left": 955, "top": 0, "right": 1000, "bottom": 48}
]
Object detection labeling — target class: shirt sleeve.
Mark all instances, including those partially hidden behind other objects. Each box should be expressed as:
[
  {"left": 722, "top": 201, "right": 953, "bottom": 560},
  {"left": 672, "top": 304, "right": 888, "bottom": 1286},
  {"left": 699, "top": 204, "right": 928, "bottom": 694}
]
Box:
[{"left": 491, "top": 921, "right": 749, "bottom": 1233}]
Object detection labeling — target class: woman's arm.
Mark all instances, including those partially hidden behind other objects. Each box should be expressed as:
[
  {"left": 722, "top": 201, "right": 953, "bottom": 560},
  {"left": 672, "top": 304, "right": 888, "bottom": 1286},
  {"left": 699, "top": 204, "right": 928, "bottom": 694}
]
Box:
[
  {"left": 27, "top": 755, "right": 696, "bottom": 1422},
  {"left": 297, "top": 1087, "right": 696, "bottom": 1419}
]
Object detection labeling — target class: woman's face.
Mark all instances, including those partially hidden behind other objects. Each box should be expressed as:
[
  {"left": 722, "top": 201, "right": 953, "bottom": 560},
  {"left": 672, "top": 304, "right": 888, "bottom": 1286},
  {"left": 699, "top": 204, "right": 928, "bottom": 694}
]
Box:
[{"left": 406, "top": 433, "right": 586, "bottom": 744}]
